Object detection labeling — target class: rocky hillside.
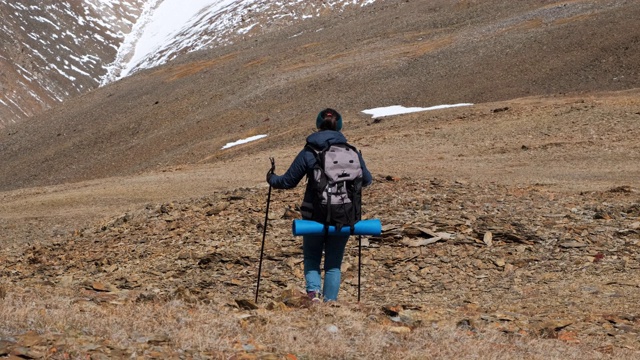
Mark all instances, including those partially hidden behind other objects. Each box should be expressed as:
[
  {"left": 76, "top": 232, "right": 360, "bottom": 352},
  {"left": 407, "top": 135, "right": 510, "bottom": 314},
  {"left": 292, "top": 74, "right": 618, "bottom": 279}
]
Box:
[{"left": 1, "top": 176, "right": 639, "bottom": 358}]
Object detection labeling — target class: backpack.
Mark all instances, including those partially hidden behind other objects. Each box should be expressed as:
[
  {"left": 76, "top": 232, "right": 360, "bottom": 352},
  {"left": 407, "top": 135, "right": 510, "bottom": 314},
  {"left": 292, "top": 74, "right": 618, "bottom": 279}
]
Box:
[{"left": 305, "top": 142, "right": 364, "bottom": 233}]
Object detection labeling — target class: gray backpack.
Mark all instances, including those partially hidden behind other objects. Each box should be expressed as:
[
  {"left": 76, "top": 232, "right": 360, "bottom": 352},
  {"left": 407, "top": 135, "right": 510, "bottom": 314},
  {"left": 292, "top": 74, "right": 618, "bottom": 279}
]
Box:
[{"left": 304, "top": 142, "right": 363, "bottom": 233}]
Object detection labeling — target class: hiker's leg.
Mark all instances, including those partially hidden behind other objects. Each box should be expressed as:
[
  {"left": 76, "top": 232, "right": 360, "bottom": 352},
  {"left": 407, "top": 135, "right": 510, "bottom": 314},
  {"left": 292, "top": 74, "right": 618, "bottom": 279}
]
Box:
[
  {"left": 322, "top": 235, "right": 349, "bottom": 301},
  {"left": 303, "top": 234, "right": 324, "bottom": 293}
]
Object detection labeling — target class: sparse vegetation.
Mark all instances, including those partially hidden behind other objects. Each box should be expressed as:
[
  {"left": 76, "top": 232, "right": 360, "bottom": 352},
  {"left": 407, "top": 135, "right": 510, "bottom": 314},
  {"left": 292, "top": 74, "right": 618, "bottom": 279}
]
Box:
[{"left": 1, "top": 285, "right": 635, "bottom": 359}]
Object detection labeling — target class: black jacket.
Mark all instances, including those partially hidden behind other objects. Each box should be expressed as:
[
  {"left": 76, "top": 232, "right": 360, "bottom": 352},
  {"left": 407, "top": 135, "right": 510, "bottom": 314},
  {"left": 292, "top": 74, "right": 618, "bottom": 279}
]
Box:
[{"left": 268, "top": 130, "right": 372, "bottom": 217}]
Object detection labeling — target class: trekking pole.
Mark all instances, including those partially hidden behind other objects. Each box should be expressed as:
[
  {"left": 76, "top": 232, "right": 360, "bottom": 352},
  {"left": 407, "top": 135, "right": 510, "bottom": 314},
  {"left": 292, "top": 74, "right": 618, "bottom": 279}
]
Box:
[
  {"left": 358, "top": 235, "right": 362, "bottom": 303},
  {"left": 256, "top": 157, "right": 275, "bottom": 303}
]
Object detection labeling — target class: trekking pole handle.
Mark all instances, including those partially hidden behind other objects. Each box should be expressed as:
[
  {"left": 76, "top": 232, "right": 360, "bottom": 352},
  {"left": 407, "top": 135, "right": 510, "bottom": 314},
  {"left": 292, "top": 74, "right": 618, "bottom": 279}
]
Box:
[{"left": 269, "top": 157, "right": 275, "bottom": 173}]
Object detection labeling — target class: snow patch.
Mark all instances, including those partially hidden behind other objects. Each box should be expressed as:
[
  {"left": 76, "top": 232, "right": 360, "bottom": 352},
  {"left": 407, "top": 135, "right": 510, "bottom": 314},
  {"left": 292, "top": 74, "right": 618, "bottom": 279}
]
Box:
[
  {"left": 362, "top": 104, "right": 473, "bottom": 118},
  {"left": 221, "top": 134, "right": 268, "bottom": 149}
]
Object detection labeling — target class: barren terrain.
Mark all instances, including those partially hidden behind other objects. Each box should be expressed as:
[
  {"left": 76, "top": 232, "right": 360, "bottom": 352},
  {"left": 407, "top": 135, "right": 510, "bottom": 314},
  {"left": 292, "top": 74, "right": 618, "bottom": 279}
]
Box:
[
  {"left": 1, "top": 0, "right": 640, "bottom": 359},
  {"left": 2, "top": 91, "right": 640, "bottom": 359}
]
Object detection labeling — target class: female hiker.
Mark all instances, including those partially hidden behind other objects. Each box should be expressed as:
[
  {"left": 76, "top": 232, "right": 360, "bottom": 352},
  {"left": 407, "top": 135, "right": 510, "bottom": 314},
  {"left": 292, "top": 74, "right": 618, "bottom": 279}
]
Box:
[{"left": 266, "top": 108, "right": 373, "bottom": 302}]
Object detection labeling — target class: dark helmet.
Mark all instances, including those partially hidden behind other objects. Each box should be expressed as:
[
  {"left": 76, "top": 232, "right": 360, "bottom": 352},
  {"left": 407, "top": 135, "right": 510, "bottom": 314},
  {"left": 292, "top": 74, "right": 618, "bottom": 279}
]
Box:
[{"left": 316, "top": 108, "right": 343, "bottom": 131}]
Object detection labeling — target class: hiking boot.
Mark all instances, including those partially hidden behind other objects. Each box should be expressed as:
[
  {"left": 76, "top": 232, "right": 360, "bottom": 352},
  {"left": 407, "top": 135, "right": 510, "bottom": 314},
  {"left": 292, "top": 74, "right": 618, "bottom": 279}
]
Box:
[{"left": 307, "top": 291, "right": 322, "bottom": 303}]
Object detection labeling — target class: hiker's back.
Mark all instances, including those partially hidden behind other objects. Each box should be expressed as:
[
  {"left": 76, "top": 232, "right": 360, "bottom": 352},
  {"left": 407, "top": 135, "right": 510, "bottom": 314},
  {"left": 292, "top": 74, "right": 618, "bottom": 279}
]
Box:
[
  {"left": 265, "top": 107, "right": 374, "bottom": 302},
  {"left": 306, "top": 142, "right": 363, "bottom": 231}
]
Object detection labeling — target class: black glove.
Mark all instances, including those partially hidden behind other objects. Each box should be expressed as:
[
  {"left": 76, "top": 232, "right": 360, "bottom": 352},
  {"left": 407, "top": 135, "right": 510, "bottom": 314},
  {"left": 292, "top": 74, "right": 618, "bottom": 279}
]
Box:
[{"left": 266, "top": 157, "right": 275, "bottom": 184}]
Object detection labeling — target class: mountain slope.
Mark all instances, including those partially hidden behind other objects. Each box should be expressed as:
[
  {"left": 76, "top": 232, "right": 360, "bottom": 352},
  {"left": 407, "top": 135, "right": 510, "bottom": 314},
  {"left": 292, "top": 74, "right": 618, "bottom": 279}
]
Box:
[
  {"left": 0, "top": 0, "right": 146, "bottom": 125},
  {"left": 0, "top": 0, "right": 639, "bottom": 192},
  {"left": 103, "top": 0, "right": 379, "bottom": 83},
  {"left": 0, "top": 0, "right": 380, "bottom": 126}
]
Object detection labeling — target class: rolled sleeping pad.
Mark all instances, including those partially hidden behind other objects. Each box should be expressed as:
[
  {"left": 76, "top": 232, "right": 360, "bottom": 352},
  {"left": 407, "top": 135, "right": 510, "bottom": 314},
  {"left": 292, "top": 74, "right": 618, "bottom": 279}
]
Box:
[{"left": 292, "top": 219, "right": 382, "bottom": 236}]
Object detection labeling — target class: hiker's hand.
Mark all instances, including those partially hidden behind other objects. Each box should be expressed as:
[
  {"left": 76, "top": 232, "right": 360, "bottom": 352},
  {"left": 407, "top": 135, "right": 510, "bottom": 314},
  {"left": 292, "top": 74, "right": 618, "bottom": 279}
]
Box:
[
  {"left": 266, "top": 157, "right": 275, "bottom": 184},
  {"left": 269, "top": 157, "right": 275, "bottom": 173}
]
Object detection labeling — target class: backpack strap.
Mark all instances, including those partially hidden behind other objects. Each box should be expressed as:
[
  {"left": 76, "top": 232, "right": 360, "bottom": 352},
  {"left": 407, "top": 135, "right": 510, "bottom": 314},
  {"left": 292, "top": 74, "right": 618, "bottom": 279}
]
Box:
[
  {"left": 304, "top": 142, "right": 324, "bottom": 168},
  {"left": 305, "top": 140, "right": 351, "bottom": 153},
  {"left": 304, "top": 141, "right": 323, "bottom": 153}
]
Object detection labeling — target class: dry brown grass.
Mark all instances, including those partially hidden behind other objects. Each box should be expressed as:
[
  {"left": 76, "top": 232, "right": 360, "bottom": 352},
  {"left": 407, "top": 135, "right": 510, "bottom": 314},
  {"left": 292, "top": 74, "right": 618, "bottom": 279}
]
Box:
[{"left": 1, "top": 285, "right": 635, "bottom": 359}]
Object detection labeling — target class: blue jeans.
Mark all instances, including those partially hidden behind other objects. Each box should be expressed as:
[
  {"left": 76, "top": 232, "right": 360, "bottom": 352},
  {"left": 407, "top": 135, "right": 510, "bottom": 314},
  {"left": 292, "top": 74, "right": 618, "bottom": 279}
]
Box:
[{"left": 303, "top": 234, "right": 349, "bottom": 301}]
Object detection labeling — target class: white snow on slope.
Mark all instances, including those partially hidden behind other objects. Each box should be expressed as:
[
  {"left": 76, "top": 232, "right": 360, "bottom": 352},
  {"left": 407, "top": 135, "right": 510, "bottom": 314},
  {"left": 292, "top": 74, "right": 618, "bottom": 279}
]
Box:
[
  {"left": 362, "top": 104, "right": 473, "bottom": 118},
  {"left": 221, "top": 134, "right": 268, "bottom": 149},
  {"left": 100, "top": 0, "right": 268, "bottom": 83},
  {"left": 101, "top": 0, "right": 381, "bottom": 84},
  {"left": 121, "top": 0, "right": 231, "bottom": 78},
  {"left": 221, "top": 103, "right": 471, "bottom": 150}
]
